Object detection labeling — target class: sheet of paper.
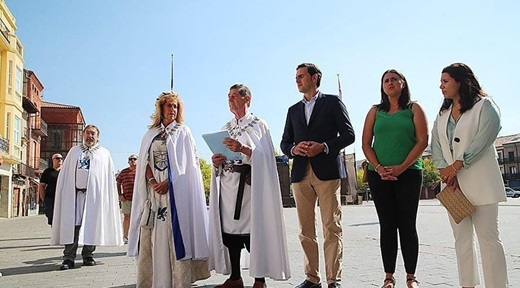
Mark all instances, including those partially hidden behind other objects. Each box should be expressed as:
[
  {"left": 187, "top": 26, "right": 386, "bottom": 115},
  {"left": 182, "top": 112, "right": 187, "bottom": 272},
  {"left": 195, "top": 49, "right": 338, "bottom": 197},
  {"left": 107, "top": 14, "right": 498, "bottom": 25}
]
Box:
[{"left": 202, "top": 130, "right": 242, "bottom": 161}]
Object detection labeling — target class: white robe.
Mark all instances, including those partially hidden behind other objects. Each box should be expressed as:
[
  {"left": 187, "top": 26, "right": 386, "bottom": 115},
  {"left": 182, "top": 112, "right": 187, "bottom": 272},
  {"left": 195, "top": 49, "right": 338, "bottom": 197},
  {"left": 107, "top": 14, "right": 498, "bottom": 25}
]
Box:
[
  {"left": 51, "top": 144, "right": 123, "bottom": 246},
  {"left": 127, "top": 123, "right": 210, "bottom": 260},
  {"left": 208, "top": 113, "right": 291, "bottom": 280}
]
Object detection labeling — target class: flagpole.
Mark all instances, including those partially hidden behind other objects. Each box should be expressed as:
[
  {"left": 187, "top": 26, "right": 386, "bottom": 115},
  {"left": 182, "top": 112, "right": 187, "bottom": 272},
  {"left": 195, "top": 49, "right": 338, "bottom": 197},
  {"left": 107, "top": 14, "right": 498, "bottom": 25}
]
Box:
[
  {"left": 337, "top": 74, "right": 350, "bottom": 199},
  {"left": 170, "top": 54, "right": 174, "bottom": 91}
]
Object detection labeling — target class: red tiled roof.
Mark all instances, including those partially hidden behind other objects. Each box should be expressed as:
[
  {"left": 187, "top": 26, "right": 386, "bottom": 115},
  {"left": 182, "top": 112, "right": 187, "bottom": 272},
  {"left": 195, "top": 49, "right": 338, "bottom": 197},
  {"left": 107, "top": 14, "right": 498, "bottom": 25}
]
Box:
[
  {"left": 496, "top": 133, "right": 520, "bottom": 148},
  {"left": 41, "top": 101, "right": 80, "bottom": 109}
]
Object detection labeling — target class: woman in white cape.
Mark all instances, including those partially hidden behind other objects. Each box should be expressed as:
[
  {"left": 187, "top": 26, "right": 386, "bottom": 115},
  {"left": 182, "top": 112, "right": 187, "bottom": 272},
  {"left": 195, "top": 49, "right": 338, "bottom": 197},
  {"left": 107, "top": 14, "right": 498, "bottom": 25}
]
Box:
[{"left": 127, "top": 92, "right": 210, "bottom": 288}]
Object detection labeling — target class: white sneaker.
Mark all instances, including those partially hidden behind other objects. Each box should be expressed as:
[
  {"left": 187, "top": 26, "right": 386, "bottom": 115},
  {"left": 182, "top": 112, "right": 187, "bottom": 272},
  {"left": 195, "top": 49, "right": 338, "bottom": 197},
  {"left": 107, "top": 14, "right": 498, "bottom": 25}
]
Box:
[{"left": 123, "top": 237, "right": 128, "bottom": 244}]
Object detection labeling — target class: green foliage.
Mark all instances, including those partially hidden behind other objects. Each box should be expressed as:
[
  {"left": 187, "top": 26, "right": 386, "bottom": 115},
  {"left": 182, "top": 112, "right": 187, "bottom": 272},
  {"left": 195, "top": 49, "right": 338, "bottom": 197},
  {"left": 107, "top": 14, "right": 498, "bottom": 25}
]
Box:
[
  {"left": 199, "top": 158, "right": 212, "bottom": 198},
  {"left": 422, "top": 157, "right": 440, "bottom": 188},
  {"left": 356, "top": 168, "right": 368, "bottom": 192}
]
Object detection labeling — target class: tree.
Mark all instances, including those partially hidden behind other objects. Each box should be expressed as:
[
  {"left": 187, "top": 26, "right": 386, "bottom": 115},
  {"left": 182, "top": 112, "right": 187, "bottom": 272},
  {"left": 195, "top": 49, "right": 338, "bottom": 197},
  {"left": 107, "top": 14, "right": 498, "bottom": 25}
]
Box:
[
  {"left": 356, "top": 168, "right": 368, "bottom": 192},
  {"left": 422, "top": 157, "right": 440, "bottom": 188},
  {"left": 199, "top": 158, "right": 212, "bottom": 198}
]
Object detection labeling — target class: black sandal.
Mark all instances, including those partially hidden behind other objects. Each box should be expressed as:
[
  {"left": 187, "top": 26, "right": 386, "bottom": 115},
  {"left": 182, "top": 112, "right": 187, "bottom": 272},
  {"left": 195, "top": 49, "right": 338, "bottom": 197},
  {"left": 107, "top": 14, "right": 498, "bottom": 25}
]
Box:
[
  {"left": 381, "top": 277, "right": 395, "bottom": 288},
  {"left": 406, "top": 277, "right": 420, "bottom": 288}
]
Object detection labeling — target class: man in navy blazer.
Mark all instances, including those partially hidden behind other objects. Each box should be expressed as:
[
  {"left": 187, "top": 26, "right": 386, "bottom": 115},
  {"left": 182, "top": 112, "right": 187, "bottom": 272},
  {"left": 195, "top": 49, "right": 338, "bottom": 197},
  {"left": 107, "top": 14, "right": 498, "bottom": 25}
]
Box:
[{"left": 281, "top": 63, "right": 354, "bottom": 288}]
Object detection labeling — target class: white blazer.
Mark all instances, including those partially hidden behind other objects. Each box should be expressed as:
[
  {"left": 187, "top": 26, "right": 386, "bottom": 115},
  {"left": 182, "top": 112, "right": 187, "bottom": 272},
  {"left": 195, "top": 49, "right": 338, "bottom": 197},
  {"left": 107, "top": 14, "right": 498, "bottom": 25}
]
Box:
[{"left": 435, "top": 97, "right": 506, "bottom": 205}]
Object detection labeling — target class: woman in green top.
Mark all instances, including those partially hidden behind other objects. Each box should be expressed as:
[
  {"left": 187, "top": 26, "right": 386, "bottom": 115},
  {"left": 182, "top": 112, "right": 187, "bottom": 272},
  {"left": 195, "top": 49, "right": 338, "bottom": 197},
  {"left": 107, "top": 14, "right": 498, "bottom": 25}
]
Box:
[{"left": 362, "top": 69, "right": 429, "bottom": 288}]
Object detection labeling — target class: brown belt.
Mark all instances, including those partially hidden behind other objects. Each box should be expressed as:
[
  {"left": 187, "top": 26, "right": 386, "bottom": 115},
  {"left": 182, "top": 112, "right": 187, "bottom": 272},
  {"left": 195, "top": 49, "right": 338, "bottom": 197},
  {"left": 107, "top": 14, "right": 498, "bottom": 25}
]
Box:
[{"left": 232, "top": 164, "right": 251, "bottom": 220}]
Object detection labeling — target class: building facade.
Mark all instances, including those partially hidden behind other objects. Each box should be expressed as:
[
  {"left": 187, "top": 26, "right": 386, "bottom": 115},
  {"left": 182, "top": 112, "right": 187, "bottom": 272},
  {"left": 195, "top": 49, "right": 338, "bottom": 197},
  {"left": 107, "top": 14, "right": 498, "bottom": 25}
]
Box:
[
  {"left": 40, "top": 101, "right": 86, "bottom": 163},
  {"left": 496, "top": 133, "right": 520, "bottom": 189},
  {"left": 0, "top": 0, "right": 25, "bottom": 218},
  {"left": 14, "top": 69, "right": 47, "bottom": 217}
]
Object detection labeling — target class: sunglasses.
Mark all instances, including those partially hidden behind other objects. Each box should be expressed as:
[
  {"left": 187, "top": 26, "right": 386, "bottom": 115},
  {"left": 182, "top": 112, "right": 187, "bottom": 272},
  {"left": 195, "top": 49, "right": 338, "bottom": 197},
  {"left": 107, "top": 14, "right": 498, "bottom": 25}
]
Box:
[{"left": 129, "top": 158, "right": 138, "bottom": 161}]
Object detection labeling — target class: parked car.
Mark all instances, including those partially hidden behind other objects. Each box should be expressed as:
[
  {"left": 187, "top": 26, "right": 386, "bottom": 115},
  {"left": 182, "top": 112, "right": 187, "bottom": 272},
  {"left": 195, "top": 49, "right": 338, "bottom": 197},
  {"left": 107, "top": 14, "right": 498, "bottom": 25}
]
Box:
[{"left": 505, "top": 187, "right": 520, "bottom": 198}]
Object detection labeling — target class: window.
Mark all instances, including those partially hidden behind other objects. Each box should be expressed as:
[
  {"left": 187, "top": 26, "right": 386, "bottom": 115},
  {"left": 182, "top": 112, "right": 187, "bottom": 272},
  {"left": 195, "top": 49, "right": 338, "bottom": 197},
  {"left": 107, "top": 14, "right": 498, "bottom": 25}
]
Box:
[
  {"left": 510, "top": 166, "right": 518, "bottom": 175},
  {"left": 14, "top": 116, "right": 21, "bottom": 158},
  {"left": 8, "top": 61, "right": 13, "bottom": 94},
  {"left": 14, "top": 116, "right": 21, "bottom": 145},
  {"left": 6, "top": 113, "right": 10, "bottom": 140},
  {"left": 15, "top": 66, "right": 23, "bottom": 95},
  {"left": 49, "top": 130, "right": 63, "bottom": 150},
  {"left": 508, "top": 151, "right": 515, "bottom": 161}
]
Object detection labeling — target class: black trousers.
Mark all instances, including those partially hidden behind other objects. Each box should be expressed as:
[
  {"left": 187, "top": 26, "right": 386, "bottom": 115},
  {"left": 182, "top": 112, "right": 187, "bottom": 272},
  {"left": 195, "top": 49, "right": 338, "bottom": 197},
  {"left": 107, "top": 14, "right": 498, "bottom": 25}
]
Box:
[
  {"left": 63, "top": 225, "right": 96, "bottom": 261},
  {"left": 368, "top": 169, "right": 422, "bottom": 274},
  {"left": 44, "top": 196, "right": 54, "bottom": 225}
]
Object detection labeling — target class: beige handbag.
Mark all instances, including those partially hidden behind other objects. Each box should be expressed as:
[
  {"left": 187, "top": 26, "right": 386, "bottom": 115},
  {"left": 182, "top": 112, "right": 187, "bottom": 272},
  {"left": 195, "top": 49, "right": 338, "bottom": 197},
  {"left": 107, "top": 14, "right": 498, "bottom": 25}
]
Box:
[{"left": 436, "top": 185, "right": 476, "bottom": 224}]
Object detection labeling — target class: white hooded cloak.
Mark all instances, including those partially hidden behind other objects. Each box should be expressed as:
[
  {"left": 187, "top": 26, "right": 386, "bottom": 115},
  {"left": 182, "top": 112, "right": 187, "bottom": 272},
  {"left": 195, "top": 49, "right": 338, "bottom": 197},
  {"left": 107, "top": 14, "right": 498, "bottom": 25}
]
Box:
[
  {"left": 51, "top": 144, "right": 123, "bottom": 246},
  {"left": 208, "top": 113, "right": 291, "bottom": 280}
]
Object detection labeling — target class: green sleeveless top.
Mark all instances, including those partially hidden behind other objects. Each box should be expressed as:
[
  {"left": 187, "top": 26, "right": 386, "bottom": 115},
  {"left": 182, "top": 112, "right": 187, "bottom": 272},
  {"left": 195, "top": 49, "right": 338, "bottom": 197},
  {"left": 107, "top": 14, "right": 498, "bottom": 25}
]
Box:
[{"left": 368, "top": 106, "right": 423, "bottom": 171}]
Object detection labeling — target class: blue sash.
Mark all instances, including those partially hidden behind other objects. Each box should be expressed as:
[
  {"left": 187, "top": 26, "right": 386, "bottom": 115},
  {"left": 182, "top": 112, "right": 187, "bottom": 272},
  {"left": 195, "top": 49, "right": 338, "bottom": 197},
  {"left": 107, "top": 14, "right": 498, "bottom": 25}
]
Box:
[{"left": 167, "top": 150, "right": 186, "bottom": 260}]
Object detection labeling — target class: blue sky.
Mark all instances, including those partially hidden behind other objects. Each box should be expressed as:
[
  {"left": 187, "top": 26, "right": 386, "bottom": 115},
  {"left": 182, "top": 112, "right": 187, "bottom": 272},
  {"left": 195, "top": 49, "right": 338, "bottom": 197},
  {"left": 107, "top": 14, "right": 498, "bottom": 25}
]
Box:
[{"left": 6, "top": 0, "right": 519, "bottom": 171}]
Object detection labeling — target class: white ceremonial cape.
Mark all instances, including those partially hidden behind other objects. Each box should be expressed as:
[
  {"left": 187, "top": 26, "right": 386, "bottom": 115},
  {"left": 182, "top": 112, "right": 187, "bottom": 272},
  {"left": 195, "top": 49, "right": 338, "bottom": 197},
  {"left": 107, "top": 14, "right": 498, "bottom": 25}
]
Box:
[
  {"left": 127, "top": 123, "right": 210, "bottom": 260},
  {"left": 51, "top": 144, "right": 123, "bottom": 246},
  {"left": 208, "top": 113, "right": 291, "bottom": 280}
]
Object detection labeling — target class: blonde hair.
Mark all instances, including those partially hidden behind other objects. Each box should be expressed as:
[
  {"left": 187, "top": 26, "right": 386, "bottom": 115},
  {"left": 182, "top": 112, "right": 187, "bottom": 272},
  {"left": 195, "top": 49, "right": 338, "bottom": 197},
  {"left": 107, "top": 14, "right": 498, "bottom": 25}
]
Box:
[{"left": 150, "top": 91, "right": 184, "bottom": 128}]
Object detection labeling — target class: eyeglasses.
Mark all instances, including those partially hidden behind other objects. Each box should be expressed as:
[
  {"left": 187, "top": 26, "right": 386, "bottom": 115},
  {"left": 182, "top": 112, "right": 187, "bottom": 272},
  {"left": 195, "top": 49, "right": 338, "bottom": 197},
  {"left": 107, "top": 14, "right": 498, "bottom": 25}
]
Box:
[
  {"left": 53, "top": 157, "right": 63, "bottom": 160},
  {"left": 129, "top": 158, "right": 138, "bottom": 161}
]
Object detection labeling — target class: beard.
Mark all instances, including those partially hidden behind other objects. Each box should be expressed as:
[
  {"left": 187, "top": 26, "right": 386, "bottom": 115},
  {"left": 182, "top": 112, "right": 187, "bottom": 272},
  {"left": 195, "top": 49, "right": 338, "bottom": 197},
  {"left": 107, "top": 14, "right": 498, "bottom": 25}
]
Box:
[{"left": 83, "top": 138, "right": 97, "bottom": 148}]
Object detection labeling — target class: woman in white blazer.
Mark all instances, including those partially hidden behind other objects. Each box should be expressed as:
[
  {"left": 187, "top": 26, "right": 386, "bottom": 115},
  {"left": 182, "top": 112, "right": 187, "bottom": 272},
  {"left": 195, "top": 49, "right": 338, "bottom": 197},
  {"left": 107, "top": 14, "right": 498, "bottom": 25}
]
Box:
[{"left": 431, "top": 63, "right": 508, "bottom": 288}]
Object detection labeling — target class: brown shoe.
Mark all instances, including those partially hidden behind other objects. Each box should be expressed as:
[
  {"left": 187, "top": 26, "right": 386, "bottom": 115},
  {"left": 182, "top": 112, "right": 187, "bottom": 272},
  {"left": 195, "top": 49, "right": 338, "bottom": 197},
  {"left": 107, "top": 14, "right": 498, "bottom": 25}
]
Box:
[
  {"left": 215, "top": 278, "right": 244, "bottom": 288},
  {"left": 253, "top": 280, "right": 267, "bottom": 288}
]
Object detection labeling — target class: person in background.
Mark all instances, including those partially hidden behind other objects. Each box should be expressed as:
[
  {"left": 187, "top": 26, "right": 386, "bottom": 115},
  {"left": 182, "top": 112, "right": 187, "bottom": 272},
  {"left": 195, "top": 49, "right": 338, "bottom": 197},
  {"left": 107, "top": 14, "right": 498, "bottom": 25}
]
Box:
[
  {"left": 51, "top": 125, "right": 123, "bottom": 270},
  {"left": 431, "top": 62, "right": 508, "bottom": 288},
  {"left": 209, "top": 84, "right": 290, "bottom": 288},
  {"left": 281, "top": 63, "right": 355, "bottom": 288},
  {"left": 116, "top": 154, "right": 138, "bottom": 243},
  {"left": 127, "top": 91, "right": 210, "bottom": 288},
  {"left": 361, "top": 69, "right": 428, "bottom": 288},
  {"left": 39, "top": 153, "right": 63, "bottom": 226}
]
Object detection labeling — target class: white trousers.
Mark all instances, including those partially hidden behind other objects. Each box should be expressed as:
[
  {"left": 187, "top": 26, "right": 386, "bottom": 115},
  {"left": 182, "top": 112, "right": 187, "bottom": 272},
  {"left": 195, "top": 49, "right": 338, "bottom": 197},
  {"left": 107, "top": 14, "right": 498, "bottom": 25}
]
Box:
[{"left": 448, "top": 203, "right": 508, "bottom": 287}]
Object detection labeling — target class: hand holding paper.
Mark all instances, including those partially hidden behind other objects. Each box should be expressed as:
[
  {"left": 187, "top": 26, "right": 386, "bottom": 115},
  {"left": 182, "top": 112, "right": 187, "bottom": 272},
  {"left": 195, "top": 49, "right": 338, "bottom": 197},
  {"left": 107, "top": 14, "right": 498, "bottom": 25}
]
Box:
[{"left": 202, "top": 130, "right": 242, "bottom": 162}]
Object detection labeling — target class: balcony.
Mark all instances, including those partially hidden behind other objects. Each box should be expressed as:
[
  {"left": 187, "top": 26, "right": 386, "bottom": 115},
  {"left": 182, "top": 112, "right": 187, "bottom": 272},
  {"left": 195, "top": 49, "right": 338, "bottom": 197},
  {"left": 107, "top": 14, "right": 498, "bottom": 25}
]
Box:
[
  {"left": 498, "top": 157, "right": 520, "bottom": 164},
  {"left": 13, "top": 162, "right": 37, "bottom": 179},
  {"left": 22, "top": 127, "right": 30, "bottom": 144},
  {"left": 502, "top": 173, "right": 520, "bottom": 181},
  {"left": 32, "top": 119, "right": 48, "bottom": 137},
  {"left": 0, "top": 136, "right": 9, "bottom": 153},
  {"left": 39, "top": 158, "right": 49, "bottom": 171},
  {"left": 0, "top": 18, "right": 10, "bottom": 45}
]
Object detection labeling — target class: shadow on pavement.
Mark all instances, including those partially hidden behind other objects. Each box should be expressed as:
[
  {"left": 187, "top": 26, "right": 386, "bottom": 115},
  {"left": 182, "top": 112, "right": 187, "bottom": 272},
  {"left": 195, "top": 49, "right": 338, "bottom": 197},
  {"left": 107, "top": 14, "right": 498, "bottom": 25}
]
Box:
[
  {"left": 0, "top": 237, "right": 50, "bottom": 242},
  {"left": 0, "top": 264, "right": 59, "bottom": 276},
  {"left": 0, "top": 244, "right": 62, "bottom": 250},
  {"left": 349, "top": 221, "right": 379, "bottom": 227},
  {"left": 23, "top": 246, "right": 64, "bottom": 251}
]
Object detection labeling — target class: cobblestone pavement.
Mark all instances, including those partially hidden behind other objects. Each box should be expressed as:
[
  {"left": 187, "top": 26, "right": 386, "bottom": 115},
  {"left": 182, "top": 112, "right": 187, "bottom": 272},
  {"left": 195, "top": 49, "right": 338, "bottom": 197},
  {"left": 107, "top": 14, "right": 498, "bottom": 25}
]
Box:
[{"left": 1, "top": 199, "right": 519, "bottom": 288}]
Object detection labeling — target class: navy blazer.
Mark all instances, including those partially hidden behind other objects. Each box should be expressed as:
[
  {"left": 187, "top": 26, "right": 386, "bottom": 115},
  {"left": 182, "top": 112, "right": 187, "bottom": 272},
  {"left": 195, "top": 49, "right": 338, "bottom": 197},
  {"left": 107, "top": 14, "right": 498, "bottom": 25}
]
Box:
[{"left": 281, "top": 92, "right": 355, "bottom": 183}]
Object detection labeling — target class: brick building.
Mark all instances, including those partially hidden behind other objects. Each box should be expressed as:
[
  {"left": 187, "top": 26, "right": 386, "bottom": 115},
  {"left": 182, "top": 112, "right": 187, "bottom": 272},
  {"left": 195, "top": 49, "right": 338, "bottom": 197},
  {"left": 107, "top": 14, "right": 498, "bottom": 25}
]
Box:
[{"left": 40, "top": 101, "right": 86, "bottom": 163}]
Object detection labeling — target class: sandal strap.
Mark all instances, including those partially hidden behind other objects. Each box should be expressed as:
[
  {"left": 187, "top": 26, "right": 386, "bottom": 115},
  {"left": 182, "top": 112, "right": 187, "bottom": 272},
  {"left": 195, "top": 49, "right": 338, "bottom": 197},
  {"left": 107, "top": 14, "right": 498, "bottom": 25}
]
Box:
[
  {"left": 381, "top": 278, "right": 396, "bottom": 288},
  {"left": 407, "top": 277, "right": 420, "bottom": 283}
]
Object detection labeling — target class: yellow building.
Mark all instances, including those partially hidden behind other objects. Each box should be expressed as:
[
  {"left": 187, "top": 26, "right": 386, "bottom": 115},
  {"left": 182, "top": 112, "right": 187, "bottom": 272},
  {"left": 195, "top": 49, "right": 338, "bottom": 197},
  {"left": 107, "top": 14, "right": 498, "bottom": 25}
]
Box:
[{"left": 0, "top": 0, "right": 25, "bottom": 218}]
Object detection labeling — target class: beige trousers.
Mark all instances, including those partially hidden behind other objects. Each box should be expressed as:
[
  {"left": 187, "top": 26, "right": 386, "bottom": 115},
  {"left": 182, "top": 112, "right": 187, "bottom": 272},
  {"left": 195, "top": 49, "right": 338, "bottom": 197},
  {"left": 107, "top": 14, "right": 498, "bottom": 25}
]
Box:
[
  {"left": 449, "top": 203, "right": 508, "bottom": 287},
  {"left": 293, "top": 163, "right": 342, "bottom": 285}
]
